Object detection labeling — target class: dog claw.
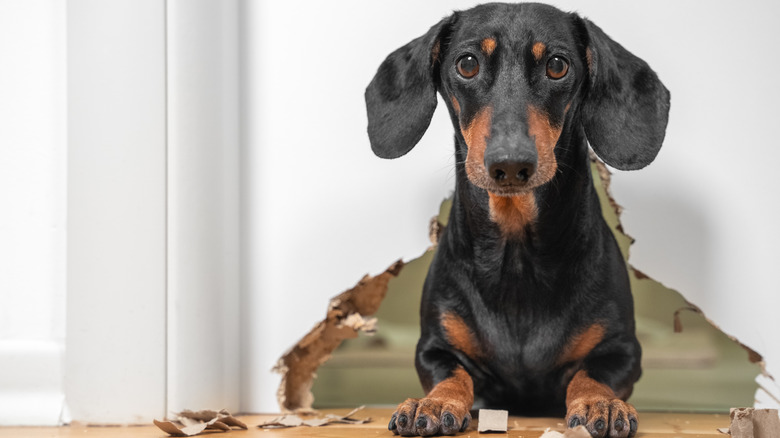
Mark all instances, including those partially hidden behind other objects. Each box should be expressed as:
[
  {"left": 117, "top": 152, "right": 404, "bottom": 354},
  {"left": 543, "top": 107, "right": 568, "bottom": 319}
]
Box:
[
  {"left": 440, "top": 411, "right": 462, "bottom": 435},
  {"left": 388, "top": 413, "right": 397, "bottom": 431},
  {"left": 460, "top": 415, "right": 471, "bottom": 432}
]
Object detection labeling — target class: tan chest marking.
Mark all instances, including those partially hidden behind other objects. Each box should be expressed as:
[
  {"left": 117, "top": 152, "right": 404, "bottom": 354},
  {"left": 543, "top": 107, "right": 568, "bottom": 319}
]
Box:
[
  {"left": 487, "top": 193, "right": 538, "bottom": 237},
  {"left": 557, "top": 323, "right": 606, "bottom": 365},
  {"left": 441, "top": 312, "right": 481, "bottom": 359}
]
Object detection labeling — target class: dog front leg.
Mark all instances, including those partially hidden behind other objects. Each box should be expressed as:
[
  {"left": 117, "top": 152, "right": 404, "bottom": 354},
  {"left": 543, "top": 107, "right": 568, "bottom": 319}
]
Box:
[
  {"left": 565, "top": 369, "right": 638, "bottom": 438},
  {"left": 389, "top": 365, "right": 473, "bottom": 436}
]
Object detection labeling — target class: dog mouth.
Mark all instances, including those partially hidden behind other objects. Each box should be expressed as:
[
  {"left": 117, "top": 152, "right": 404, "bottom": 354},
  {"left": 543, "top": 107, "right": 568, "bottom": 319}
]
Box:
[
  {"left": 465, "top": 167, "right": 541, "bottom": 196},
  {"left": 483, "top": 182, "right": 535, "bottom": 196}
]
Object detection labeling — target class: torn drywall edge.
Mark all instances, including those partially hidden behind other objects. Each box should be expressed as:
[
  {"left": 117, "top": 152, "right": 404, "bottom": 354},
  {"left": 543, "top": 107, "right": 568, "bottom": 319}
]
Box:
[
  {"left": 595, "top": 155, "right": 774, "bottom": 386},
  {"left": 756, "top": 374, "right": 780, "bottom": 409},
  {"left": 672, "top": 304, "right": 766, "bottom": 368},
  {"left": 273, "top": 260, "right": 404, "bottom": 413},
  {"left": 671, "top": 301, "right": 778, "bottom": 408}
]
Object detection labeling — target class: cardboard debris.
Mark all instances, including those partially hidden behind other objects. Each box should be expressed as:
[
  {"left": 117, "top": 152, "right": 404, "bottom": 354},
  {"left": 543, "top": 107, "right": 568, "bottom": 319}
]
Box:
[
  {"left": 539, "top": 425, "right": 591, "bottom": 438},
  {"left": 273, "top": 260, "right": 404, "bottom": 412},
  {"left": 429, "top": 215, "right": 444, "bottom": 245},
  {"left": 720, "top": 408, "right": 780, "bottom": 438},
  {"left": 153, "top": 409, "right": 247, "bottom": 437},
  {"left": 257, "top": 406, "right": 371, "bottom": 428},
  {"left": 728, "top": 408, "right": 754, "bottom": 438},
  {"left": 477, "top": 409, "right": 508, "bottom": 433},
  {"left": 752, "top": 409, "right": 780, "bottom": 437}
]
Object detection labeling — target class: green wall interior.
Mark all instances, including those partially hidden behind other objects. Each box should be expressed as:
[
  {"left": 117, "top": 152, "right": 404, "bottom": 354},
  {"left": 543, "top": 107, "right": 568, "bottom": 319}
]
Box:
[{"left": 311, "top": 163, "right": 758, "bottom": 411}]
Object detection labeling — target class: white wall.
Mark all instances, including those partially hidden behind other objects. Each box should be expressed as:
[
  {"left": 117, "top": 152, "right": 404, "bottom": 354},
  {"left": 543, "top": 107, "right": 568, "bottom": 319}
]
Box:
[
  {"left": 0, "top": 0, "right": 67, "bottom": 426},
  {"left": 242, "top": 0, "right": 780, "bottom": 412}
]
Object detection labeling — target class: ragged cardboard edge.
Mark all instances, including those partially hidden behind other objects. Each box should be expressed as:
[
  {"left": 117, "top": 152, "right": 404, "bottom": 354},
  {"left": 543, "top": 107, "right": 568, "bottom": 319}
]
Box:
[
  {"left": 273, "top": 260, "right": 404, "bottom": 413},
  {"left": 592, "top": 155, "right": 773, "bottom": 385},
  {"left": 258, "top": 405, "right": 371, "bottom": 429},
  {"left": 153, "top": 409, "right": 247, "bottom": 437},
  {"left": 719, "top": 408, "right": 780, "bottom": 437}
]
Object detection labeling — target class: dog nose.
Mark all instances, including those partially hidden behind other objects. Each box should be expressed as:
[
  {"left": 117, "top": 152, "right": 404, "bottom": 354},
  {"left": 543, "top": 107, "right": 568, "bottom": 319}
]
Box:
[{"left": 488, "top": 160, "right": 536, "bottom": 185}]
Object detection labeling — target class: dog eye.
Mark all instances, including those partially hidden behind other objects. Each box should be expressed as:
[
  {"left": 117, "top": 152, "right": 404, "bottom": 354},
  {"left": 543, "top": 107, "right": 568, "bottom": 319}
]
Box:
[
  {"left": 456, "top": 55, "right": 480, "bottom": 79},
  {"left": 546, "top": 56, "right": 569, "bottom": 79}
]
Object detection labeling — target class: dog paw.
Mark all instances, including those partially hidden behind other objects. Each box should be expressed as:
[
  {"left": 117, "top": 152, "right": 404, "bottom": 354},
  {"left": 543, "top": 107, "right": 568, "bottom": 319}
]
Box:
[
  {"left": 388, "top": 397, "right": 471, "bottom": 436},
  {"left": 566, "top": 397, "right": 637, "bottom": 438}
]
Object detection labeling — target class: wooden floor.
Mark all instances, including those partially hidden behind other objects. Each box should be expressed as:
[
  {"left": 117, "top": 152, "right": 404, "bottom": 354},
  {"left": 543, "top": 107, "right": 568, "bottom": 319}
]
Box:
[{"left": 0, "top": 408, "right": 730, "bottom": 437}]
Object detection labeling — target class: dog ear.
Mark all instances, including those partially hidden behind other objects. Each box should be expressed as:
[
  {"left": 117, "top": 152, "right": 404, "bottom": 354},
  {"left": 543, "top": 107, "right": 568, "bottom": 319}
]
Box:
[
  {"left": 579, "top": 18, "right": 671, "bottom": 170},
  {"left": 365, "top": 16, "right": 453, "bottom": 159}
]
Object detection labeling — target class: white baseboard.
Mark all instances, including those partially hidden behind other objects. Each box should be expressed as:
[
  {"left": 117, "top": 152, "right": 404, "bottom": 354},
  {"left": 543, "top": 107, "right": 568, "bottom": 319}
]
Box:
[{"left": 0, "top": 340, "right": 68, "bottom": 426}]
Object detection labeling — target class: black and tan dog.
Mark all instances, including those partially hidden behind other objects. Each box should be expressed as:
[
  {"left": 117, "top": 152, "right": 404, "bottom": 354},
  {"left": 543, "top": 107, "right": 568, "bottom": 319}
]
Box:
[{"left": 365, "top": 2, "right": 669, "bottom": 438}]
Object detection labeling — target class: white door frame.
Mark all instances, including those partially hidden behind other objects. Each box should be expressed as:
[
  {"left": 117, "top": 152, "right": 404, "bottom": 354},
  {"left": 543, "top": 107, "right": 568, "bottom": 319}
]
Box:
[
  {"left": 66, "top": 0, "right": 241, "bottom": 424},
  {"left": 66, "top": 0, "right": 168, "bottom": 424},
  {"left": 165, "top": 0, "right": 242, "bottom": 415}
]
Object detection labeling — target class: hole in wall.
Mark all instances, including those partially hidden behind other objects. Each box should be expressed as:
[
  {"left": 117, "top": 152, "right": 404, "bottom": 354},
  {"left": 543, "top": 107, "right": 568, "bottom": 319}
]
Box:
[{"left": 276, "top": 155, "right": 763, "bottom": 413}]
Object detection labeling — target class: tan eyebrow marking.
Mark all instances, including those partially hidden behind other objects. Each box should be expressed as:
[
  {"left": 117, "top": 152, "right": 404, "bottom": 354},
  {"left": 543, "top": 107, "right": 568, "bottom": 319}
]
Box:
[
  {"left": 481, "top": 38, "right": 497, "bottom": 56},
  {"left": 532, "top": 41, "right": 546, "bottom": 62}
]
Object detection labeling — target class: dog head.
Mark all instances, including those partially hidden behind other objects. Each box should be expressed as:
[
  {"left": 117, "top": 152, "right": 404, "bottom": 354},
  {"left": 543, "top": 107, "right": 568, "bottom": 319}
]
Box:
[{"left": 365, "top": 3, "right": 670, "bottom": 196}]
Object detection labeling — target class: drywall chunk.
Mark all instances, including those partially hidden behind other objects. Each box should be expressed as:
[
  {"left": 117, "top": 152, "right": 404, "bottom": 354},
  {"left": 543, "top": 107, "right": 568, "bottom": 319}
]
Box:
[
  {"left": 273, "top": 260, "right": 404, "bottom": 413},
  {"left": 752, "top": 408, "right": 780, "bottom": 437},
  {"left": 257, "top": 405, "right": 371, "bottom": 429},
  {"left": 153, "top": 409, "right": 247, "bottom": 437},
  {"left": 477, "top": 409, "right": 507, "bottom": 433},
  {"left": 726, "top": 407, "right": 780, "bottom": 438},
  {"left": 729, "top": 408, "right": 754, "bottom": 438}
]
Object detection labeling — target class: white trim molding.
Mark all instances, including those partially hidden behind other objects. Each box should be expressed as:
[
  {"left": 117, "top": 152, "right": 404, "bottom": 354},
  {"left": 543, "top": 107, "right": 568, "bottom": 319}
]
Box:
[
  {"left": 166, "top": 0, "right": 242, "bottom": 414},
  {"left": 66, "top": 0, "right": 167, "bottom": 424},
  {"left": 0, "top": 341, "right": 67, "bottom": 426}
]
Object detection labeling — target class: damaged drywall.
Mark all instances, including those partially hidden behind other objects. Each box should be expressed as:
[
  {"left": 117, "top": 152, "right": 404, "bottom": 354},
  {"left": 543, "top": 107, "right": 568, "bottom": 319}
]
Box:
[
  {"left": 273, "top": 260, "right": 404, "bottom": 413},
  {"left": 593, "top": 156, "right": 766, "bottom": 410},
  {"left": 276, "top": 155, "right": 768, "bottom": 413},
  {"left": 719, "top": 408, "right": 780, "bottom": 437},
  {"left": 258, "top": 406, "right": 370, "bottom": 428}
]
